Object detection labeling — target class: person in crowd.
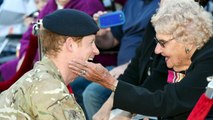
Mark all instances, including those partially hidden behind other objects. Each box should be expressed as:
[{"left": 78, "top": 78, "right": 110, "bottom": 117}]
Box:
[
  {"left": 0, "top": 0, "right": 37, "bottom": 37},
  {"left": 0, "top": 0, "right": 104, "bottom": 82},
  {"left": 0, "top": 9, "right": 99, "bottom": 120},
  {"left": 23, "top": 0, "right": 48, "bottom": 28},
  {"left": 68, "top": 0, "right": 213, "bottom": 119},
  {"left": 69, "top": 0, "right": 160, "bottom": 119}
]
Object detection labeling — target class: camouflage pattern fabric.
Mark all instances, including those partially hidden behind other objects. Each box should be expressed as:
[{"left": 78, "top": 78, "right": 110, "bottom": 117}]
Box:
[{"left": 0, "top": 56, "right": 85, "bottom": 120}]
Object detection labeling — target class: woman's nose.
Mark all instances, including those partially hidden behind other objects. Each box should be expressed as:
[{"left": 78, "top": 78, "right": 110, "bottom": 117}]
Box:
[{"left": 154, "top": 43, "right": 163, "bottom": 54}]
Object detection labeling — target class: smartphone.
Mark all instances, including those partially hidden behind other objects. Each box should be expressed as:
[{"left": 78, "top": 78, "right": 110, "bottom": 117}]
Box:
[{"left": 98, "top": 11, "right": 125, "bottom": 29}]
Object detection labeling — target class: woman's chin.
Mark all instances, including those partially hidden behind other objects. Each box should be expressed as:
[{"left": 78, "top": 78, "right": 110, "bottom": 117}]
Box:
[
  {"left": 173, "top": 68, "right": 180, "bottom": 72},
  {"left": 173, "top": 67, "right": 185, "bottom": 72},
  {"left": 166, "top": 62, "right": 173, "bottom": 69}
]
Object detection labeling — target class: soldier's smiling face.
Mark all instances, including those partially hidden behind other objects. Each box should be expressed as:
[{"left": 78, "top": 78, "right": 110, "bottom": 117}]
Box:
[{"left": 73, "top": 35, "right": 100, "bottom": 61}]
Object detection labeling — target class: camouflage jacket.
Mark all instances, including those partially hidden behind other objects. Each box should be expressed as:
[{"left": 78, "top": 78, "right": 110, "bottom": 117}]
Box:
[{"left": 0, "top": 56, "right": 85, "bottom": 120}]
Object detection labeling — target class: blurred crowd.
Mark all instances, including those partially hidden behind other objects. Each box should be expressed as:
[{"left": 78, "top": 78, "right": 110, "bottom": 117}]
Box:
[{"left": 0, "top": 0, "right": 213, "bottom": 120}]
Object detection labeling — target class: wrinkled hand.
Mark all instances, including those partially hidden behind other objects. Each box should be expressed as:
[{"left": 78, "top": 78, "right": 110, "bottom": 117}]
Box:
[
  {"left": 69, "top": 59, "right": 117, "bottom": 91},
  {"left": 93, "top": 93, "right": 114, "bottom": 120}
]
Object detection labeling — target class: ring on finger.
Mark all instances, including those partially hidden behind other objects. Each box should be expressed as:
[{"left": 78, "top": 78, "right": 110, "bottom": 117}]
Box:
[{"left": 80, "top": 70, "right": 86, "bottom": 76}]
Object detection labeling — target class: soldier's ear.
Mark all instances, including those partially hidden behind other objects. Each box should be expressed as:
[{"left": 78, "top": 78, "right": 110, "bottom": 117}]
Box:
[{"left": 65, "top": 37, "right": 78, "bottom": 52}]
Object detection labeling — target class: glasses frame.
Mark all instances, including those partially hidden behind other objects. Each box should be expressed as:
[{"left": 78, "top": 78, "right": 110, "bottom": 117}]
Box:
[{"left": 154, "top": 37, "right": 175, "bottom": 48}]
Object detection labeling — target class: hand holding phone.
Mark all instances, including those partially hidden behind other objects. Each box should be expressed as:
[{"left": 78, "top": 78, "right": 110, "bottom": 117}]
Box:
[{"left": 98, "top": 11, "right": 125, "bottom": 29}]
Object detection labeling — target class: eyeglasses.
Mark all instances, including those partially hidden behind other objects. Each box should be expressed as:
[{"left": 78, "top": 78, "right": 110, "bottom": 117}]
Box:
[{"left": 154, "top": 37, "right": 175, "bottom": 48}]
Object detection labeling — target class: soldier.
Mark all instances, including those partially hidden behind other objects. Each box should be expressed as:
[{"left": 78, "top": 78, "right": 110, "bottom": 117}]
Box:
[{"left": 0, "top": 9, "right": 99, "bottom": 120}]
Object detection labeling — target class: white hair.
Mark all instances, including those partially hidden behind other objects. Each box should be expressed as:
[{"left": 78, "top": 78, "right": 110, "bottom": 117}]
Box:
[{"left": 152, "top": 0, "right": 213, "bottom": 49}]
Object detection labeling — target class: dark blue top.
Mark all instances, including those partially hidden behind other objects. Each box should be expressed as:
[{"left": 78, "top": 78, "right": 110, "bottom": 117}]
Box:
[
  {"left": 111, "top": 0, "right": 159, "bottom": 65},
  {"left": 0, "top": 0, "right": 3, "bottom": 6}
]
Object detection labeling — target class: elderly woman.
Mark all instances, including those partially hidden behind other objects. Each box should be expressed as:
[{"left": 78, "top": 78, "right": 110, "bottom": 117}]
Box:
[{"left": 69, "top": 0, "right": 213, "bottom": 119}]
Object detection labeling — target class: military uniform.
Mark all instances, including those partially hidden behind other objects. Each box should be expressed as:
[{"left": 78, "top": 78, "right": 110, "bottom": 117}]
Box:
[{"left": 0, "top": 56, "right": 85, "bottom": 120}]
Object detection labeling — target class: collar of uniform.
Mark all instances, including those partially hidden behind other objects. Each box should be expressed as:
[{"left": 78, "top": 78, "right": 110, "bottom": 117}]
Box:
[{"left": 40, "top": 56, "right": 65, "bottom": 84}]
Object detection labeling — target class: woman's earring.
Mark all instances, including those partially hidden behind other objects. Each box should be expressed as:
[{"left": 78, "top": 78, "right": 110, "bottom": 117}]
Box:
[{"left": 185, "top": 48, "right": 190, "bottom": 54}]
